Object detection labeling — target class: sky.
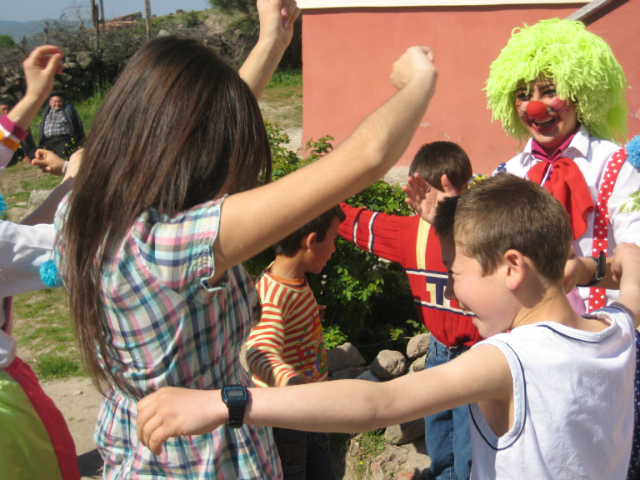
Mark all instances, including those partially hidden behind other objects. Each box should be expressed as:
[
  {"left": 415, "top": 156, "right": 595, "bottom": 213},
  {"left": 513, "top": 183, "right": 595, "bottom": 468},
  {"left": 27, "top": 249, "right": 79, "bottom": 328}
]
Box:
[{"left": 1, "top": 0, "right": 211, "bottom": 23}]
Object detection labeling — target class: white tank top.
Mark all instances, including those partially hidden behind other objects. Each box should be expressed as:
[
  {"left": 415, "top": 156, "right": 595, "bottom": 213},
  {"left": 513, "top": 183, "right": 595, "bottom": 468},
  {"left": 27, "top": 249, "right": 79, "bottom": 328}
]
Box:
[{"left": 470, "top": 306, "right": 635, "bottom": 480}]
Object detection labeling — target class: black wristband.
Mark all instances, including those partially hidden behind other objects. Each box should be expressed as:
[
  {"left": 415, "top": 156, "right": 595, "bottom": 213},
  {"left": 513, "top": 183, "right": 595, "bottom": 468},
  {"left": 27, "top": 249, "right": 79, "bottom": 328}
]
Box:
[
  {"left": 580, "top": 251, "right": 606, "bottom": 287},
  {"left": 221, "top": 385, "right": 248, "bottom": 429}
]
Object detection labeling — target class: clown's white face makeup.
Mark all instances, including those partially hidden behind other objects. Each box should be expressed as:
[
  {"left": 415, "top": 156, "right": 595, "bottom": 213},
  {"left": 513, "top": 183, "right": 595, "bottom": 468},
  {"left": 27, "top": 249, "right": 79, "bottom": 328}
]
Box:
[{"left": 515, "top": 79, "right": 578, "bottom": 154}]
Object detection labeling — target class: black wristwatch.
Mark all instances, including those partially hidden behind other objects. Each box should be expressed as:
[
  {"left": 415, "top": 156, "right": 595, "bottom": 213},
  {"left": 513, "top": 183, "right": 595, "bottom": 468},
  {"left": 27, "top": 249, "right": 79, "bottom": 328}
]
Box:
[
  {"left": 221, "top": 385, "right": 249, "bottom": 429},
  {"left": 580, "top": 251, "right": 607, "bottom": 287}
]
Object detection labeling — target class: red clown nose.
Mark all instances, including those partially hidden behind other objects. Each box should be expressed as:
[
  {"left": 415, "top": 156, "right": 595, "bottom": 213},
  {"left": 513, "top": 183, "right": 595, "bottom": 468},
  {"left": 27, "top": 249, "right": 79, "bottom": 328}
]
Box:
[{"left": 526, "top": 100, "right": 548, "bottom": 119}]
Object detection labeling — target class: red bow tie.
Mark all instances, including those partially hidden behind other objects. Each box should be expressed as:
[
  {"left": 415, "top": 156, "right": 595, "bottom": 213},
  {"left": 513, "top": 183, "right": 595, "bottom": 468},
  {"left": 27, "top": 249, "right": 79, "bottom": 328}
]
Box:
[{"left": 527, "top": 157, "right": 594, "bottom": 240}]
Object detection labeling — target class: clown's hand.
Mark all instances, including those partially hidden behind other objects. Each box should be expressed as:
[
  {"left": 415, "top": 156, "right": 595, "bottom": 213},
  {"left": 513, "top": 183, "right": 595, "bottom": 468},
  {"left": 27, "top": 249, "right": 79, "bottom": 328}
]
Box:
[{"left": 137, "top": 387, "right": 225, "bottom": 455}]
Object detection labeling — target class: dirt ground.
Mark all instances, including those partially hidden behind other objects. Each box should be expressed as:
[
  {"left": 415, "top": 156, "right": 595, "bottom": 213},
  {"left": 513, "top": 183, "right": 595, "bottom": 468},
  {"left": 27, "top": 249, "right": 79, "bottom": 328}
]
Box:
[{"left": 41, "top": 378, "right": 105, "bottom": 479}]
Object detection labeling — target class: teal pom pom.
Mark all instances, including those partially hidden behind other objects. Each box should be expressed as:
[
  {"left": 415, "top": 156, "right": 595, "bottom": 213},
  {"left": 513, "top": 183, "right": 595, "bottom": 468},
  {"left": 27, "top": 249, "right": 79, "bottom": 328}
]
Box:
[
  {"left": 626, "top": 136, "right": 640, "bottom": 170},
  {"left": 40, "top": 259, "right": 62, "bottom": 288},
  {"left": 0, "top": 193, "right": 6, "bottom": 213}
]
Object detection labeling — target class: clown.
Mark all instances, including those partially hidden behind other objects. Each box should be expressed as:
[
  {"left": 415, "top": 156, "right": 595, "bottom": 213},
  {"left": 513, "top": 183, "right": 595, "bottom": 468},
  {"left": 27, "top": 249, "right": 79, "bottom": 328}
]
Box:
[
  {"left": 488, "top": 18, "right": 640, "bottom": 479},
  {"left": 488, "top": 18, "right": 639, "bottom": 310}
]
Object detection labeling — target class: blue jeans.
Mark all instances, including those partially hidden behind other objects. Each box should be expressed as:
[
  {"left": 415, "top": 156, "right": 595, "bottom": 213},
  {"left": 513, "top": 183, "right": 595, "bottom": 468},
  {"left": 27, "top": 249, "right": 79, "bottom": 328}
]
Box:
[
  {"left": 273, "top": 427, "right": 335, "bottom": 480},
  {"left": 424, "top": 337, "right": 472, "bottom": 480}
]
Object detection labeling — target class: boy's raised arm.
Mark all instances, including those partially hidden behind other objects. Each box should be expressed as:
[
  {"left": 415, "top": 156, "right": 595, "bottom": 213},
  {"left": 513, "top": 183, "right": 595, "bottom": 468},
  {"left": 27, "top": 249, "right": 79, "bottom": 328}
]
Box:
[
  {"left": 136, "top": 343, "right": 511, "bottom": 454},
  {"left": 611, "top": 242, "right": 640, "bottom": 327}
]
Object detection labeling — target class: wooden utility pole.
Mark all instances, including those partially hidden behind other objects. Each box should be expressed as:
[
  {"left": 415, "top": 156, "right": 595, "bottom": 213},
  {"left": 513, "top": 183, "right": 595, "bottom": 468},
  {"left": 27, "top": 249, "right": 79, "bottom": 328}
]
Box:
[
  {"left": 144, "top": 0, "right": 152, "bottom": 39},
  {"left": 90, "top": 0, "right": 100, "bottom": 55},
  {"left": 98, "top": 0, "right": 105, "bottom": 29}
]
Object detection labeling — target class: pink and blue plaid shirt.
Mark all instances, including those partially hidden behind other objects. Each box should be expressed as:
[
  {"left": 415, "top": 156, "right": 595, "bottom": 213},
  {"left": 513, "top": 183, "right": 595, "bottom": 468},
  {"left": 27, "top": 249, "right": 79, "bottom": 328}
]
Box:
[{"left": 54, "top": 195, "right": 282, "bottom": 479}]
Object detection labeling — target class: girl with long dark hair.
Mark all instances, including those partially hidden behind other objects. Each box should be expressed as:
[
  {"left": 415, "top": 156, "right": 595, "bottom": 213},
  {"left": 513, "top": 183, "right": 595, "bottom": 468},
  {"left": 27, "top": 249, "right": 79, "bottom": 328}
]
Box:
[{"left": 54, "top": 0, "right": 438, "bottom": 477}]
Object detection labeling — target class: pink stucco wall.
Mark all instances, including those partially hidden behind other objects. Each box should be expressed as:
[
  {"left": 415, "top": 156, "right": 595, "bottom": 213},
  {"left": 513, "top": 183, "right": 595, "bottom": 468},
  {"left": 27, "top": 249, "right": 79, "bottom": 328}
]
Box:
[{"left": 301, "top": 2, "right": 640, "bottom": 174}]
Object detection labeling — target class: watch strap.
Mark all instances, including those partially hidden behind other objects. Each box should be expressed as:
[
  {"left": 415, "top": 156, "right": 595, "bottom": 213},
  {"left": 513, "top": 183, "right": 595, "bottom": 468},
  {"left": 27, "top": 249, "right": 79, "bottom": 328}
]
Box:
[
  {"left": 582, "top": 251, "right": 606, "bottom": 287},
  {"left": 227, "top": 404, "right": 246, "bottom": 428}
]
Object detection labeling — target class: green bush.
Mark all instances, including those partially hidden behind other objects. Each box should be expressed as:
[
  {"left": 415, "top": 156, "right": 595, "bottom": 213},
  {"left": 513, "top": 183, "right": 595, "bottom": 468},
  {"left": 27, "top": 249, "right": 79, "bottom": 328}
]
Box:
[{"left": 244, "top": 122, "right": 419, "bottom": 357}]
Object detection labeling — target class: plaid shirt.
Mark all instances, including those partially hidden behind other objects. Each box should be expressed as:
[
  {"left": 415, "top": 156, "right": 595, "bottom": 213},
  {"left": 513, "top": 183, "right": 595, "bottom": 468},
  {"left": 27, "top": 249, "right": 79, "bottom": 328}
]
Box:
[
  {"left": 54, "top": 195, "right": 282, "bottom": 479},
  {"left": 43, "top": 108, "right": 72, "bottom": 138}
]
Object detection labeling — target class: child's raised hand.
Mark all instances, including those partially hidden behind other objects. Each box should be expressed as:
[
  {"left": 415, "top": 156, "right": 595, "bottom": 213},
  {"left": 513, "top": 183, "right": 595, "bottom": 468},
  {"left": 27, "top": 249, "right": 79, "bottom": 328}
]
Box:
[
  {"left": 390, "top": 46, "right": 437, "bottom": 94},
  {"left": 257, "top": 0, "right": 301, "bottom": 48},
  {"left": 23, "top": 46, "right": 63, "bottom": 104},
  {"left": 402, "top": 173, "right": 430, "bottom": 217},
  {"left": 136, "top": 387, "right": 224, "bottom": 455}
]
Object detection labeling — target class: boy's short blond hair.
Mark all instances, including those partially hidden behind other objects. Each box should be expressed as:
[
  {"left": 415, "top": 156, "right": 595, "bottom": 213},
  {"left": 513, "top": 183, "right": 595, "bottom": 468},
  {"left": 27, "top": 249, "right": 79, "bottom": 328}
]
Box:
[{"left": 433, "top": 174, "right": 573, "bottom": 282}]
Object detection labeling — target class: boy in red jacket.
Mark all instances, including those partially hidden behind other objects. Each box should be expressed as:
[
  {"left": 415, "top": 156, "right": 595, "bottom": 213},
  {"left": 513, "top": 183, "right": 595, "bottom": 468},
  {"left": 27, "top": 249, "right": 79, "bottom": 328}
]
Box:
[{"left": 339, "top": 141, "right": 479, "bottom": 480}]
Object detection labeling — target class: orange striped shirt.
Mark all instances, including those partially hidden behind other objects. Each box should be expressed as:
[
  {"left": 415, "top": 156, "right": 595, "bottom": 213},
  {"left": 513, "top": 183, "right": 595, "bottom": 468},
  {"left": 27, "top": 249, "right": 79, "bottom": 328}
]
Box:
[{"left": 246, "top": 268, "right": 328, "bottom": 388}]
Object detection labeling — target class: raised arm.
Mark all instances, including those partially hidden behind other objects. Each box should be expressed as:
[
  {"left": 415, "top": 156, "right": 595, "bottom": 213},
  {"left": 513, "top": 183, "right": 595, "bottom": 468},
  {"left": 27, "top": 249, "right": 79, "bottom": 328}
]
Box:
[
  {"left": 611, "top": 242, "right": 640, "bottom": 327},
  {"left": 8, "top": 46, "right": 63, "bottom": 131},
  {"left": 211, "top": 47, "right": 438, "bottom": 285},
  {"left": 238, "top": 0, "right": 300, "bottom": 99}
]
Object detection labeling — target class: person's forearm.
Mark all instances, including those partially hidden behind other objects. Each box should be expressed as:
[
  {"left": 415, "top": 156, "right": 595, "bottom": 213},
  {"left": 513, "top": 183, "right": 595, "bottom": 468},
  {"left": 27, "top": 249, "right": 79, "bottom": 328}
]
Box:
[
  {"left": 239, "top": 36, "right": 288, "bottom": 100},
  {"left": 241, "top": 380, "right": 399, "bottom": 433},
  {"left": 7, "top": 93, "right": 46, "bottom": 131}
]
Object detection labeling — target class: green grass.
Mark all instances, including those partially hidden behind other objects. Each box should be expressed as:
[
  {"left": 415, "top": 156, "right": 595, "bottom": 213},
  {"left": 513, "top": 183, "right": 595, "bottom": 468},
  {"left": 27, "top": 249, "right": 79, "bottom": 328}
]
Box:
[
  {"left": 20, "top": 173, "right": 62, "bottom": 192},
  {"left": 267, "top": 68, "right": 302, "bottom": 88},
  {"left": 352, "top": 429, "right": 390, "bottom": 478},
  {"left": 12, "top": 288, "right": 84, "bottom": 380},
  {"left": 36, "top": 353, "right": 81, "bottom": 379}
]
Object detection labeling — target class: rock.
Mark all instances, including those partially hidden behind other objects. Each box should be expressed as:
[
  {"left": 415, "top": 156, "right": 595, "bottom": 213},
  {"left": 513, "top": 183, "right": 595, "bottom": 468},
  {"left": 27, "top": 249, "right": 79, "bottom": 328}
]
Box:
[
  {"left": 385, "top": 418, "right": 425, "bottom": 445},
  {"left": 204, "top": 16, "right": 226, "bottom": 34},
  {"left": 383, "top": 166, "right": 410, "bottom": 186},
  {"left": 157, "top": 29, "right": 171, "bottom": 37},
  {"left": 371, "top": 350, "right": 406, "bottom": 379},
  {"left": 408, "top": 354, "right": 426, "bottom": 374},
  {"left": 239, "top": 342, "right": 250, "bottom": 373},
  {"left": 28, "top": 189, "right": 53, "bottom": 212},
  {"left": 75, "top": 51, "right": 95, "bottom": 70},
  {"left": 330, "top": 366, "right": 369, "bottom": 381},
  {"left": 370, "top": 460, "right": 384, "bottom": 480},
  {"left": 326, "top": 342, "right": 366, "bottom": 374},
  {"left": 73, "top": 390, "right": 83, "bottom": 396},
  {"left": 356, "top": 370, "right": 381, "bottom": 382},
  {"left": 406, "top": 333, "right": 431, "bottom": 359}
]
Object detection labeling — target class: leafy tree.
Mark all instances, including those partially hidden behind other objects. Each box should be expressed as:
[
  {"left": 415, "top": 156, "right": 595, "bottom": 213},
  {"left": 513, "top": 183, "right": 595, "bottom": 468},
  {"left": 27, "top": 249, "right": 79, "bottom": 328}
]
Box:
[
  {"left": 208, "top": 0, "right": 255, "bottom": 13},
  {"left": 0, "top": 35, "right": 15, "bottom": 48}
]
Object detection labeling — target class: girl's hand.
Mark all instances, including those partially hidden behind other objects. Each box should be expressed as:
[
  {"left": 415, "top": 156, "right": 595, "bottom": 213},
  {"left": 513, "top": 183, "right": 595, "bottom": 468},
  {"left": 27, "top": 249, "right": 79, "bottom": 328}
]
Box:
[
  {"left": 31, "top": 149, "right": 66, "bottom": 176},
  {"left": 23, "top": 45, "right": 64, "bottom": 104},
  {"left": 390, "top": 46, "right": 437, "bottom": 94},
  {"left": 257, "top": 0, "right": 301, "bottom": 48},
  {"left": 136, "top": 387, "right": 225, "bottom": 455}
]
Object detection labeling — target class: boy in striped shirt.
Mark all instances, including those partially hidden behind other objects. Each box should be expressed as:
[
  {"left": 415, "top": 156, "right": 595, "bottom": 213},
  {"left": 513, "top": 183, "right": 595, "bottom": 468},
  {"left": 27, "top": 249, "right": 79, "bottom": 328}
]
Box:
[{"left": 246, "top": 205, "right": 345, "bottom": 479}]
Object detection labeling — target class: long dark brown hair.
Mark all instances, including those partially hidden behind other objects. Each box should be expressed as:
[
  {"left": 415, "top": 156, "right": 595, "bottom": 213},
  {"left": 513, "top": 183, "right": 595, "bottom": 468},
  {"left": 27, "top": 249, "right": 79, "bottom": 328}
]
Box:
[{"left": 61, "top": 36, "right": 271, "bottom": 396}]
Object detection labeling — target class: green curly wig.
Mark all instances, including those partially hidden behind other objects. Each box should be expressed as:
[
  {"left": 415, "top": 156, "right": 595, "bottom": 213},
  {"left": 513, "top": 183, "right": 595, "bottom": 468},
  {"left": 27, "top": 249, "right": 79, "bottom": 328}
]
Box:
[{"left": 486, "top": 19, "right": 628, "bottom": 145}]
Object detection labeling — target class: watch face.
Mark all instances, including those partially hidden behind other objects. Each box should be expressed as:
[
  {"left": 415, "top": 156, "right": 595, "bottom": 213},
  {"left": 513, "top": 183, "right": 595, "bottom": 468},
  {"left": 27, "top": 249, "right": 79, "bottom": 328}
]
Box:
[{"left": 223, "top": 386, "right": 248, "bottom": 403}]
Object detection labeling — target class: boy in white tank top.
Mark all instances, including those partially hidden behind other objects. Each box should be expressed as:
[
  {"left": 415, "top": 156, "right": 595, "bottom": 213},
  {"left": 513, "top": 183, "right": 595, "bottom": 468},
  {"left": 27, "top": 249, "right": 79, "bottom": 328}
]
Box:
[{"left": 137, "top": 174, "right": 640, "bottom": 480}]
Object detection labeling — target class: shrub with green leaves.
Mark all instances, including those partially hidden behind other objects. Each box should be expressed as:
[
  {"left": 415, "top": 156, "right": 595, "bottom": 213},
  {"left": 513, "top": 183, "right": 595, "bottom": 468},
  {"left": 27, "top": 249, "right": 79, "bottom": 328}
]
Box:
[{"left": 245, "top": 122, "right": 419, "bottom": 355}]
